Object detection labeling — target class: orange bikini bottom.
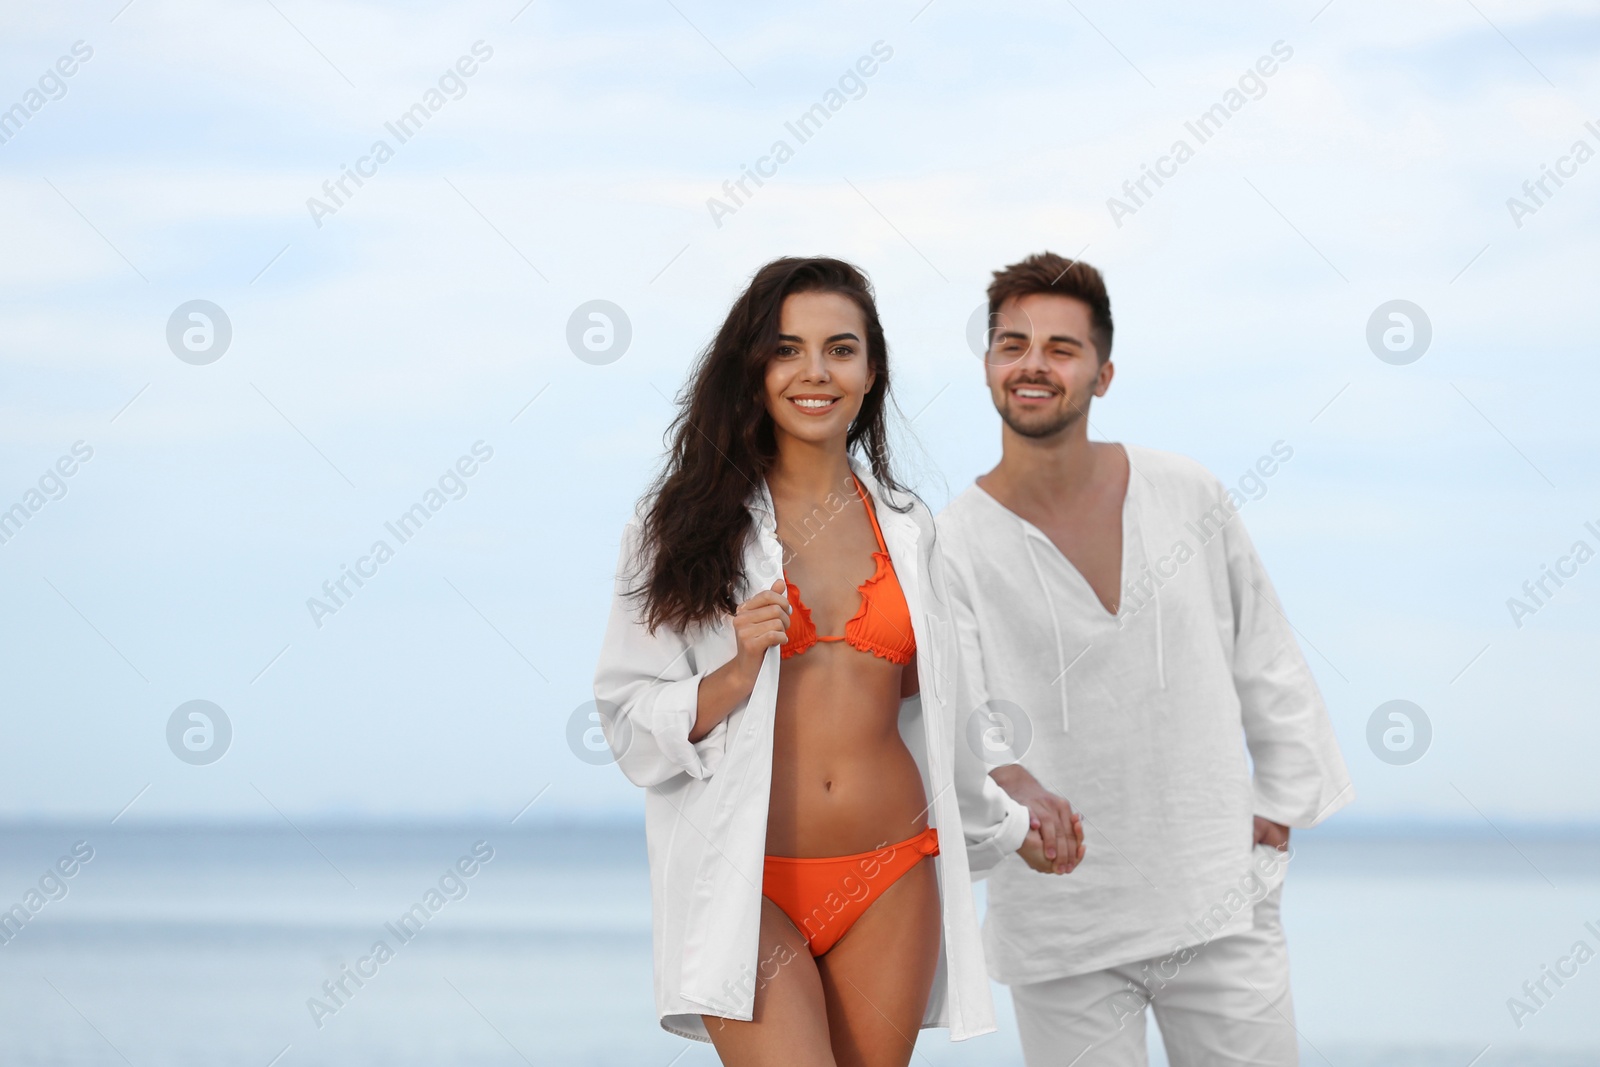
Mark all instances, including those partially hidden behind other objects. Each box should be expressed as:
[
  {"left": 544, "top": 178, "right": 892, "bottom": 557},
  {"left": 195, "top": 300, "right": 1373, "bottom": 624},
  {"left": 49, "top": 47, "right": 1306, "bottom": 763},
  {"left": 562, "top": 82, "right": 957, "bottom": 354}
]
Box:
[{"left": 761, "top": 826, "right": 940, "bottom": 957}]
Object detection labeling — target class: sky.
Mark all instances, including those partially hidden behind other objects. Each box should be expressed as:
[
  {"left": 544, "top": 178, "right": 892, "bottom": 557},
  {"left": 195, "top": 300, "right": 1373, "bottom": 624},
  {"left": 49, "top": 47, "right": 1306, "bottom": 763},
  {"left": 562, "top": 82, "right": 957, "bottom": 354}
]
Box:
[{"left": 2, "top": 0, "right": 1597, "bottom": 826}]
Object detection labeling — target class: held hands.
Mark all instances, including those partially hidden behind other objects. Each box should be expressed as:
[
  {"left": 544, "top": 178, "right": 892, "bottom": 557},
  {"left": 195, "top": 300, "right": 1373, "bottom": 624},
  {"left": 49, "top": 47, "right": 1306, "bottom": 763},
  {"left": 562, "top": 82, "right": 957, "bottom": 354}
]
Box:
[
  {"left": 1017, "top": 827, "right": 1057, "bottom": 874},
  {"left": 992, "top": 764, "right": 1086, "bottom": 875}
]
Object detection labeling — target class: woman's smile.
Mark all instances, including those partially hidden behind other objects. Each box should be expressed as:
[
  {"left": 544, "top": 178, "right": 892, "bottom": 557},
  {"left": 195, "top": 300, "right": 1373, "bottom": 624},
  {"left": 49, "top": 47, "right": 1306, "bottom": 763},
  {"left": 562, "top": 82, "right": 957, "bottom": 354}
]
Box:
[{"left": 787, "top": 393, "right": 842, "bottom": 414}]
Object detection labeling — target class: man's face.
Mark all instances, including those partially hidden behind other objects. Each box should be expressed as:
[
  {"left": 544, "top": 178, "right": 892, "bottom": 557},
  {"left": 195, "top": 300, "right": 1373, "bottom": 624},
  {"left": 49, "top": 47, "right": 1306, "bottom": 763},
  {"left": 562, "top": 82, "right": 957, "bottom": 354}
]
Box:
[{"left": 982, "top": 293, "right": 1112, "bottom": 439}]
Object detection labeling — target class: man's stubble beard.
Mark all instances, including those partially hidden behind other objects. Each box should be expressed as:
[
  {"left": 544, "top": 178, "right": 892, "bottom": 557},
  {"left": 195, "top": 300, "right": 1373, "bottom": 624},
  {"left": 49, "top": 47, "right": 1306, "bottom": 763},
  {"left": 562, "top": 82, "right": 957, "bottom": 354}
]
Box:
[{"left": 997, "top": 387, "right": 1091, "bottom": 440}]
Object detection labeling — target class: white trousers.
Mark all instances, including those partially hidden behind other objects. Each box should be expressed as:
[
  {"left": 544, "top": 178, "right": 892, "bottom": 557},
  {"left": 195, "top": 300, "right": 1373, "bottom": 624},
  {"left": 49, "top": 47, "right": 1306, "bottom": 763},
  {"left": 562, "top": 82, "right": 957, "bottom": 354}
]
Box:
[{"left": 1009, "top": 884, "right": 1297, "bottom": 1067}]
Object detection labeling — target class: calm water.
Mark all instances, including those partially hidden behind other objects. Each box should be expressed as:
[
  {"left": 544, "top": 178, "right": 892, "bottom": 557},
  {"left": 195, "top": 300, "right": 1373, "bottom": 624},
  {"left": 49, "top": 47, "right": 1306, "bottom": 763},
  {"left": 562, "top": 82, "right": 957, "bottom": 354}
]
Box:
[{"left": 0, "top": 822, "right": 1596, "bottom": 1066}]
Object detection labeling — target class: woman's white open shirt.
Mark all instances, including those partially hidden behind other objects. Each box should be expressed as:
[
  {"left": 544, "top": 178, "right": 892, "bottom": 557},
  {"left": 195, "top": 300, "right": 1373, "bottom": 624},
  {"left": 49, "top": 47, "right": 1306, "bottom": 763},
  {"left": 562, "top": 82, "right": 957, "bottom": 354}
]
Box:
[{"left": 592, "top": 457, "right": 1031, "bottom": 1043}]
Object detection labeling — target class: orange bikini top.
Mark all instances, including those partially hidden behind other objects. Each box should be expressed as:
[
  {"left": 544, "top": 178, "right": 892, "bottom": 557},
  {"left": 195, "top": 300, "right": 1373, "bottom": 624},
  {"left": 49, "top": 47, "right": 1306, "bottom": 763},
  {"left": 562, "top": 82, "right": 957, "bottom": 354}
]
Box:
[{"left": 780, "top": 474, "right": 916, "bottom": 666}]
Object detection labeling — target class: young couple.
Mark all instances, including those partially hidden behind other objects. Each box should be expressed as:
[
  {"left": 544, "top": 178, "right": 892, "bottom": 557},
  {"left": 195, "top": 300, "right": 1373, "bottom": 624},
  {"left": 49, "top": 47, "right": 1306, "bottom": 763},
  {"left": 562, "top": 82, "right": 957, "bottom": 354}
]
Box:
[{"left": 592, "top": 253, "right": 1353, "bottom": 1067}]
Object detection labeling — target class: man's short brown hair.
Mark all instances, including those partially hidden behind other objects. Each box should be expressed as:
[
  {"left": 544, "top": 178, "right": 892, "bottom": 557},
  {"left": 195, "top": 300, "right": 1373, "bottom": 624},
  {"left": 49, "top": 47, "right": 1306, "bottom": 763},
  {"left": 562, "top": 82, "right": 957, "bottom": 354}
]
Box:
[{"left": 986, "top": 252, "right": 1113, "bottom": 362}]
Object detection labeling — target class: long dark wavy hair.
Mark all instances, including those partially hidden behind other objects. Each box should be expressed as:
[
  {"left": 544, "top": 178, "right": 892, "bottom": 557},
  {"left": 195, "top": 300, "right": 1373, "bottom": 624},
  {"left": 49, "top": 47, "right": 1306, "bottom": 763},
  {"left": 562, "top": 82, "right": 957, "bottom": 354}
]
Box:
[{"left": 629, "top": 256, "right": 913, "bottom": 636}]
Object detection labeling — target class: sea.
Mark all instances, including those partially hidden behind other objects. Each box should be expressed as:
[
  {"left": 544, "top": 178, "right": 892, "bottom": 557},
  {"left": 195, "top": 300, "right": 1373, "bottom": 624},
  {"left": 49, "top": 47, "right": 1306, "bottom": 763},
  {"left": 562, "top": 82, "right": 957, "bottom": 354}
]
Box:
[{"left": 1, "top": 821, "right": 1596, "bottom": 1066}]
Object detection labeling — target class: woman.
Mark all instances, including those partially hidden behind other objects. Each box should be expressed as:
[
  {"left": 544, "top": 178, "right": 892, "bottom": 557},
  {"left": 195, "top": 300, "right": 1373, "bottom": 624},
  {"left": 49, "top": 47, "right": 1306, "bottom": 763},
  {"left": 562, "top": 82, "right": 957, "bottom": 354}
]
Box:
[{"left": 593, "top": 257, "right": 1069, "bottom": 1065}]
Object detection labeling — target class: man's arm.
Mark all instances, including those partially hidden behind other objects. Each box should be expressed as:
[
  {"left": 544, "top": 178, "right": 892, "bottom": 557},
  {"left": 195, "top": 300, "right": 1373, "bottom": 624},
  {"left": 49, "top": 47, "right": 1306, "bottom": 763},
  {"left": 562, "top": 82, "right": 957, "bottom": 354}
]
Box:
[{"left": 1219, "top": 484, "right": 1355, "bottom": 830}]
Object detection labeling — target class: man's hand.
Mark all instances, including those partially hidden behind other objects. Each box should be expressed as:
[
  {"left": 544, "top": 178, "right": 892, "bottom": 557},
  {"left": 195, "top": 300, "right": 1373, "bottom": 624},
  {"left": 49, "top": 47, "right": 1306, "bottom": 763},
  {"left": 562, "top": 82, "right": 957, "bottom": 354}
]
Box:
[
  {"left": 1253, "top": 815, "right": 1290, "bottom": 851},
  {"left": 992, "top": 763, "right": 1085, "bottom": 874}
]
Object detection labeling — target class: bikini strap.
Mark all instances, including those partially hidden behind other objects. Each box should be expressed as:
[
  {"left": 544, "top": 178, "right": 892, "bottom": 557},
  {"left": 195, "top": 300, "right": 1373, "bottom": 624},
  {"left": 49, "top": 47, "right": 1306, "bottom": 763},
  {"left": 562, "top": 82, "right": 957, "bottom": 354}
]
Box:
[{"left": 851, "top": 472, "right": 888, "bottom": 554}]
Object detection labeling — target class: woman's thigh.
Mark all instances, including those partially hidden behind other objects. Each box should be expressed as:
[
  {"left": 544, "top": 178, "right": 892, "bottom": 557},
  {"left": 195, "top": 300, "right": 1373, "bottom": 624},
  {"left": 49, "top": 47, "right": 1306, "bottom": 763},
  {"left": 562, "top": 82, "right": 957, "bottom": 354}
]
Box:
[
  {"left": 703, "top": 896, "right": 836, "bottom": 1067},
  {"left": 816, "top": 855, "right": 941, "bottom": 1067}
]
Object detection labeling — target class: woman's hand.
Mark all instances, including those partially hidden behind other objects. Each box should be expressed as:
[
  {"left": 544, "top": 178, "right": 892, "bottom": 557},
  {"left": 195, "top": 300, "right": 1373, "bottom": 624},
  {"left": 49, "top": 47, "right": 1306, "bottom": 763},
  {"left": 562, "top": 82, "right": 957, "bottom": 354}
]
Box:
[
  {"left": 731, "top": 578, "right": 791, "bottom": 684},
  {"left": 1016, "top": 827, "right": 1059, "bottom": 874},
  {"left": 689, "top": 579, "right": 790, "bottom": 742}
]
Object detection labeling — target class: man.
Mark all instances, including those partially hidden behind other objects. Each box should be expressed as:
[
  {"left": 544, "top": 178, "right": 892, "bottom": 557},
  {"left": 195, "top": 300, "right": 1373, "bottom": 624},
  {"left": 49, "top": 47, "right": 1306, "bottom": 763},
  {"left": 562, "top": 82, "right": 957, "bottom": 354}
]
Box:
[{"left": 937, "top": 252, "right": 1353, "bottom": 1065}]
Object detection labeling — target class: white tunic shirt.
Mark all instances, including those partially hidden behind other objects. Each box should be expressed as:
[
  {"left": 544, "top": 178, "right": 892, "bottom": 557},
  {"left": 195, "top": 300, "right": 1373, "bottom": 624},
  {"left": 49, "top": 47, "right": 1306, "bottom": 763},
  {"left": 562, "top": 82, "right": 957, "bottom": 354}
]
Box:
[
  {"left": 593, "top": 457, "right": 1032, "bottom": 1042},
  {"left": 936, "top": 444, "right": 1353, "bottom": 985}
]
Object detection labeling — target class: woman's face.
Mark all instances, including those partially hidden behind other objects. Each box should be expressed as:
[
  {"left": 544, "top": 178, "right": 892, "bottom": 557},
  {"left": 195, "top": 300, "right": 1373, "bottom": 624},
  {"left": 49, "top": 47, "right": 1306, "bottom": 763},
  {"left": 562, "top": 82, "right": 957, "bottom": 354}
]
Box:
[{"left": 762, "top": 290, "right": 876, "bottom": 449}]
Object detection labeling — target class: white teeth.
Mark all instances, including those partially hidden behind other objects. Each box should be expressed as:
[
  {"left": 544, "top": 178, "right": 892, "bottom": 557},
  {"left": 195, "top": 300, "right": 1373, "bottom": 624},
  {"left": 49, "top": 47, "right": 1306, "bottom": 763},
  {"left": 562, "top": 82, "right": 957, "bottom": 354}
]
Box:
[
  {"left": 1015, "top": 388, "right": 1053, "bottom": 398},
  {"left": 792, "top": 398, "right": 836, "bottom": 409}
]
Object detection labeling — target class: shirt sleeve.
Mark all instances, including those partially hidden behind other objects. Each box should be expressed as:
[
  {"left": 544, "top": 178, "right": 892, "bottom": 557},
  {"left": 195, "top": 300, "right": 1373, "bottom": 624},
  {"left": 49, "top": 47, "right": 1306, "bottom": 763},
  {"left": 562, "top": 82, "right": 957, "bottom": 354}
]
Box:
[
  {"left": 936, "top": 525, "right": 1033, "bottom": 876},
  {"left": 592, "top": 518, "right": 731, "bottom": 788},
  {"left": 1217, "top": 483, "right": 1354, "bottom": 828}
]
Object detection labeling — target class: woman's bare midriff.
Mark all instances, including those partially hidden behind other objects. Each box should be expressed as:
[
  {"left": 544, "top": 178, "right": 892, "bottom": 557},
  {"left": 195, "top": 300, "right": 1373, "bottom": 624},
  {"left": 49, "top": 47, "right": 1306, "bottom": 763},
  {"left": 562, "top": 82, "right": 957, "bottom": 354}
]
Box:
[{"left": 764, "top": 641, "right": 927, "bottom": 858}]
